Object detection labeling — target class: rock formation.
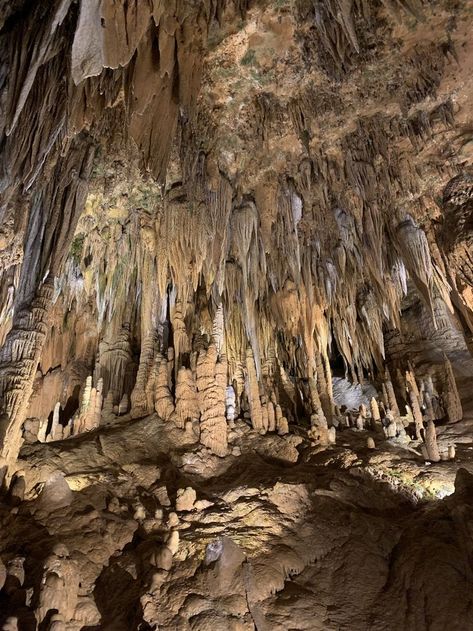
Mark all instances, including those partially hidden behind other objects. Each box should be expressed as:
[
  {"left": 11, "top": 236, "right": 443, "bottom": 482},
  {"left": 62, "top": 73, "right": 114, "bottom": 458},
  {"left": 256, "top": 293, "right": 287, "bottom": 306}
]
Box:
[{"left": 1, "top": 0, "right": 473, "bottom": 628}]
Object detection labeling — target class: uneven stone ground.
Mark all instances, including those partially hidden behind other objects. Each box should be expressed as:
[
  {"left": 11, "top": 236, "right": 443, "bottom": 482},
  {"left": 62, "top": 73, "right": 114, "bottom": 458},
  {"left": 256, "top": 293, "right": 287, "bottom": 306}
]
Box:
[{"left": 1, "top": 405, "right": 473, "bottom": 631}]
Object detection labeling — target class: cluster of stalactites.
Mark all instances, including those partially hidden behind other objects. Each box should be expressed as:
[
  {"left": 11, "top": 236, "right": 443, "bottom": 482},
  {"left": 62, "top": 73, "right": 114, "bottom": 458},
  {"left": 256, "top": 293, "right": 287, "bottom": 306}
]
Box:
[{"left": 48, "top": 107, "right": 454, "bottom": 425}]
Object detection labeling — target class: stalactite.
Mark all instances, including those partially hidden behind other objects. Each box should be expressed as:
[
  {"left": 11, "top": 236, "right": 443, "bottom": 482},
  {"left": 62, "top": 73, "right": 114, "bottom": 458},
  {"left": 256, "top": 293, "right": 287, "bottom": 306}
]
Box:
[{"left": 396, "top": 216, "right": 434, "bottom": 316}]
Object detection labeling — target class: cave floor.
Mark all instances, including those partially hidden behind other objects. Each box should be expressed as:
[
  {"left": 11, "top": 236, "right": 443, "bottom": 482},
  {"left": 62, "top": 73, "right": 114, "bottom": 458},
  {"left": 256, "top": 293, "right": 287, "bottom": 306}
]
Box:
[{"left": 1, "top": 410, "right": 473, "bottom": 630}]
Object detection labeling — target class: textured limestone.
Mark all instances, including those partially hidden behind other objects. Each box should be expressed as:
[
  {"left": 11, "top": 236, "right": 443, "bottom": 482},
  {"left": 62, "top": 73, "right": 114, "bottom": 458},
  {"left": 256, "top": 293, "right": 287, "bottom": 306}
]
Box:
[
  {"left": 2, "top": 1, "right": 473, "bottom": 627},
  {"left": 196, "top": 345, "right": 228, "bottom": 457}
]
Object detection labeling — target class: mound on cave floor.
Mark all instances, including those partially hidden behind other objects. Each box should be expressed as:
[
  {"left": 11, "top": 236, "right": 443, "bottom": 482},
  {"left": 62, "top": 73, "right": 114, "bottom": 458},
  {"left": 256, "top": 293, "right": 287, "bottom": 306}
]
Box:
[{"left": 0, "top": 411, "right": 473, "bottom": 631}]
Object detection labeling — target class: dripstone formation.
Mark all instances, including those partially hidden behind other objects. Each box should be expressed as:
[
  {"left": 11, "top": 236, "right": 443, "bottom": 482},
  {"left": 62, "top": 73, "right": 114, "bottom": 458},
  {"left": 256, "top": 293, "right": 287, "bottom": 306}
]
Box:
[{"left": 1, "top": 1, "right": 473, "bottom": 629}]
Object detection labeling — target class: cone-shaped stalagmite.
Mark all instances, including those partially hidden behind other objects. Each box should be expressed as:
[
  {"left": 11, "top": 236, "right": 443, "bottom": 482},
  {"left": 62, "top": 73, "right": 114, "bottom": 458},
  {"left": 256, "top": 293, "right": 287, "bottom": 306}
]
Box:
[
  {"left": 424, "top": 420, "right": 441, "bottom": 462},
  {"left": 196, "top": 345, "right": 228, "bottom": 456},
  {"left": 155, "top": 357, "right": 175, "bottom": 421},
  {"left": 245, "top": 348, "right": 265, "bottom": 432},
  {"left": 174, "top": 367, "right": 199, "bottom": 429},
  {"left": 443, "top": 357, "right": 462, "bottom": 423},
  {"left": 384, "top": 370, "right": 400, "bottom": 418}
]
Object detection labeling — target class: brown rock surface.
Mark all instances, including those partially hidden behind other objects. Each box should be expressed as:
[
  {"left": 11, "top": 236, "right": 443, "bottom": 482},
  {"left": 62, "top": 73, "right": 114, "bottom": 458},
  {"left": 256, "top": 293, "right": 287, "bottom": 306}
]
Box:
[{"left": 2, "top": 1, "right": 473, "bottom": 628}]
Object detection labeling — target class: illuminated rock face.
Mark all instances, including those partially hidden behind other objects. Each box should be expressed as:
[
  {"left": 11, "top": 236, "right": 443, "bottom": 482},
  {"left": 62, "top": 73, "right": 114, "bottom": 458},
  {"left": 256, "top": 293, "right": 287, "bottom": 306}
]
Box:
[{"left": 1, "top": 1, "right": 473, "bottom": 628}]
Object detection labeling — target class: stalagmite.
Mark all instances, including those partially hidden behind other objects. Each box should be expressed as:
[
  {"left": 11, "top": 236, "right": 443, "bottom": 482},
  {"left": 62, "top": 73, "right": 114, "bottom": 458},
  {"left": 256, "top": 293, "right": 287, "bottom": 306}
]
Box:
[
  {"left": 355, "top": 412, "right": 364, "bottom": 431},
  {"left": 277, "top": 416, "right": 289, "bottom": 436},
  {"left": 273, "top": 404, "right": 289, "bottom": 435},
  {"left": 358, "top": 403, "right": 368, "bottom": 429},
  {"left": 367, "top": 437, "right": 376, "bottom": 449},
  {"left": 174, "top": 367, "right": 199, "bottom": 429},
  {"left": 443, "top": 357, "right": 463, "bottom": 423},
  {"left": 424, "top": 420, "right": 441, "bottom": 462},
  {"left": 35, "top": 544, "right": 79, "bottom": 627},
  {"left": 370, "top": 397, "right": 381, "bottom": 430},
  {"left": 212, "top": 303, "right": 225, "bottom": 356},
  {"left": 118, "top": 393, "right": 129, "bottom": 415},
  {"left": 423, "top": 390, "right": 436, "bottom": 422},
  {"left": 308, "top": 377, "right": 326, "bottom": 427},
  {"left": 154, "top": 357, "right": 175, "bottom": 421},
  {"left": 171, "top": 298, "right": 190, "bottom": 367},
  {"left": 102, "top": 391, "right": 115, "bottom": 422},
  {"left": 267, "top": 400, "right": 276, "bottom": 432},
  {"left": 225, "top": 385, "right": 236, "bottom": 423},
  {"left": 97, "top": 327, "right": 132, "bottom": 404},
  {"left": 245, "top": 348, "right": 264, "bottom": 432},
  {"left": 93, "top": 378, "right": 103, "bottom": 427},
  {"left": 51, "top": 402, "right": 62, "bottom": 441},
  {"left": 384, "top": 370, "right": 400, "bottom": 417},
  {"left": 407, "top": 377, "right": 424, "bottom": 440},
  {"left": 0, "top": 278, "right": 55, "bottom": 465},
  {"left": 405, "top": 365, "right": 421, "bottom": 401},
  {"left": 384, "top": 411, "right": 397, "bottom": 439},
  {"left": 381, "top": 383, "right": 389, "bottom": 409},
  {"left": 8, "top": 470, "right": 25, "bottom": 505},
  {"left": 80, "top": 376, "right": 93, "bottom": 416},
  {"left": 196, "top": 345, "right": 228, "bottom": 456},
  {"left": 131, "top": 332, "right": 157, "bottom": 416},
  {"left": 328, "top": 426, "right": 336, "bottom": 444},
  {"left": 37, "top": 418, "right": 48, "bottom": 443}
]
